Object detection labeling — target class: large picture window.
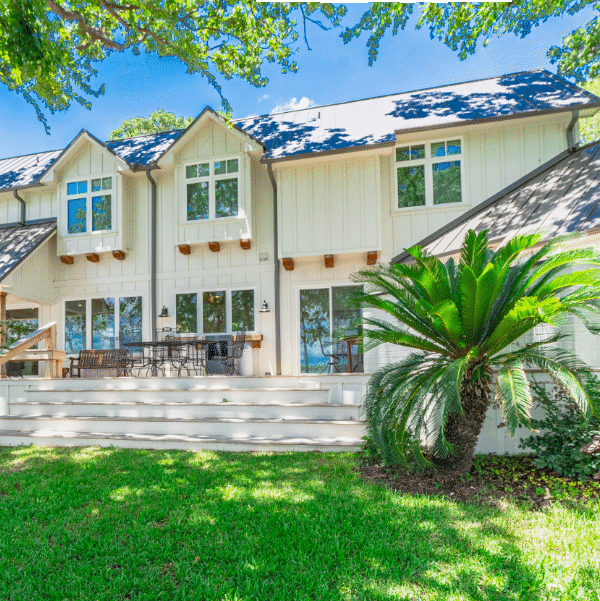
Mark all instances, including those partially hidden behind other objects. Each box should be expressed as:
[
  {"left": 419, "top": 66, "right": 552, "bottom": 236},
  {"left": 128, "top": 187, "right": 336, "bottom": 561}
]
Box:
[
  {"left": 66, "top": 176, "right": 113, "bottom": 234},
  {"left": 65, "top": 296, "right": 142, "bottom": 353},
  {"left": 396, "top": 139, "right": 463, "bottom": 209},
  {"left": 176, "top": 288, "right": 255, "bottom": 334},
  {"left": 185, "top": 158, "right": 239, "bottom": 222}
]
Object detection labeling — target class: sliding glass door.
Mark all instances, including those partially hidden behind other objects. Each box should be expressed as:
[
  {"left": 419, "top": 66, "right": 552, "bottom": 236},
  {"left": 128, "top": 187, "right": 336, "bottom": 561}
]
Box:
[
  {"left": 299, "top": 285, "right": 362, "bottom": 373},
  {"left": 65, "top": 296, "right": 142, "bottom": 353}
]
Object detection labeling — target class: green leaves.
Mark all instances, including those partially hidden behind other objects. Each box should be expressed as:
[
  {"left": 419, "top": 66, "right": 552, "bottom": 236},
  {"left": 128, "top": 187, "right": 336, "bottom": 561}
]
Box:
[
  {"left": 344, "top": 2, "right": 600, "bottom": 82},
  {"left": 495, "top": 361, "right": 533, "bottom": 434},
  {"left": 358, "top": 228, "right": 600, "bottom": 471},
  {"left": 109, "top": 109, "right": 194, "bottom": 140},
  {"left": 0, "top": 1, "right": 346, "bottom": 132}
]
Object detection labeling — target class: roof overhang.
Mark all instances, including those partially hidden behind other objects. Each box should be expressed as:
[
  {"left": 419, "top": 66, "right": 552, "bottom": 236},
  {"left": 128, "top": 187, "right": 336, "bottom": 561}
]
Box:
[
  {"left": 158, "top": 108, "right": 264, "bottom": 166},
  {"left": 40, "top": 130, "right": 130, "bottom": 185}
]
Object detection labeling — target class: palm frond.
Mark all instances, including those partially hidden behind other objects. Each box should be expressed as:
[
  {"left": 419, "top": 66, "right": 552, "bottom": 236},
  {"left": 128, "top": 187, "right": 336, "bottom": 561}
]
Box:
[
  {"left": 520, "top": 347, "right": 597, "bottom": 419},
  {"left": 460, "top": 229, "right": 488, "bottom": 276},
  {"left": 495, "top": 360, "right": 533, "bottom": 434}
]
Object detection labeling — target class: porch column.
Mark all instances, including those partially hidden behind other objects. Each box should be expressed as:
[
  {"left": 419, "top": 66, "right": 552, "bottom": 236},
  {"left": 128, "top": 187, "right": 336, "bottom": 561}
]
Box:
[{"left": 0, "top": 291, "right": 6, "bottom": 378}]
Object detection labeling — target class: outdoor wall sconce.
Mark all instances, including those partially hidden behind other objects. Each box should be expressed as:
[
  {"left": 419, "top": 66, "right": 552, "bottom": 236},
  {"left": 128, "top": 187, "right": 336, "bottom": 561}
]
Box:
[
  {"left": 259, "top": 300, "right": 270, "bottom": 313},
  {"left": 158, "top": 306, "right": 169, "bottom": 318}
]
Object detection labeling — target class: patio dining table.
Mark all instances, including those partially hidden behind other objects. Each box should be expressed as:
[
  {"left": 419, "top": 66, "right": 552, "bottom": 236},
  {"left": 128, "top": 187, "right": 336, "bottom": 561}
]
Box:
[{"left": 122, "top": 338, "right": 212, "bottom": 377}]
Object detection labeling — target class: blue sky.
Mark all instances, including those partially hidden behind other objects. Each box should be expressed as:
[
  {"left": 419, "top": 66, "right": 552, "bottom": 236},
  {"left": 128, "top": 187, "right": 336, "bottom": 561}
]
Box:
[{"left": 0, "top": 4, "right": 594, "bottom": 159}]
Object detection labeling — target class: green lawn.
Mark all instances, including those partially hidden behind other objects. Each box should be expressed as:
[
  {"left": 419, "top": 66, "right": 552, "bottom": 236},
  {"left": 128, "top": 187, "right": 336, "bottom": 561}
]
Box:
[{"left": 0, "top": 447, "right": 598, "bottom": 601}]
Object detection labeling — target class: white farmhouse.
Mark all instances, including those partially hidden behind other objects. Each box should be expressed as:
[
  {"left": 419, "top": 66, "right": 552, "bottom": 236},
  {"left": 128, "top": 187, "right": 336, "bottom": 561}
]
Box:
[{"left": 0, "top": 69, "right": 598, "bottom": 452}]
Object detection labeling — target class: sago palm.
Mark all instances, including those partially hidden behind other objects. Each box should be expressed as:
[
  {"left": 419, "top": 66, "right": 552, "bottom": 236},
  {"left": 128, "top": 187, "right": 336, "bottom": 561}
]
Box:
[{"left": 352, "top": 230, "right": 600, "bottom": 476}]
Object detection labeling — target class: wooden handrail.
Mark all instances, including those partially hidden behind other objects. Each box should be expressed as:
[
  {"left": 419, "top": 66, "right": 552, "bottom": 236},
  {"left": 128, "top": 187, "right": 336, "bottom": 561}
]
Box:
[{"left": 0, "top": 322, "right": 61, "bottom": 378}]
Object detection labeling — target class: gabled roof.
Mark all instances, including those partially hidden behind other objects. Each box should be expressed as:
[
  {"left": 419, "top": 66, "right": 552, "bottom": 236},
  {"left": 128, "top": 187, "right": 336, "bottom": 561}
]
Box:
[
  {"left": 40, "top": 129, "right": 130, "bottom": 184},
  {"left": 236, "top": 70, "right": 600, "bottom": 161},
  {"left": 157, "top": 107, "right": 263, "bottom": 166},
  {"left": 392, "top": 141, "right": 600, "bottom": 264},
  {"left": 0, "top": 69, "right": 598, "bottom": 191},
  {"left": 0, "top": 218, "right": 57, "bottom": 282}
]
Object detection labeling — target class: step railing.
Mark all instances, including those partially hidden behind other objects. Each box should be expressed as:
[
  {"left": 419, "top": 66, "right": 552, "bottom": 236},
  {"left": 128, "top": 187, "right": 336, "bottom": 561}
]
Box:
[{"left": 0, "top": 322, "right": 66, "bottom": 378}]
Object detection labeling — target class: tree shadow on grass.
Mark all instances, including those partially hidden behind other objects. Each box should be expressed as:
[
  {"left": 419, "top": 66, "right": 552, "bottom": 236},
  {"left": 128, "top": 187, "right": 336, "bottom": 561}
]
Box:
[{"left": 0, "top": 447, "right": 585, "bottom": 600}]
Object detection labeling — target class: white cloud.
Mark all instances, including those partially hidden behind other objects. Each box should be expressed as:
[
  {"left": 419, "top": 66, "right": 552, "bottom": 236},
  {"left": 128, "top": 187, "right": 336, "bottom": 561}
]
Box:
[
  {"left": 257, "top": 94, "right": 269, "bottom": 103},
  {"left": 271, "top": 96, "right": 316, "bottom": 114}
]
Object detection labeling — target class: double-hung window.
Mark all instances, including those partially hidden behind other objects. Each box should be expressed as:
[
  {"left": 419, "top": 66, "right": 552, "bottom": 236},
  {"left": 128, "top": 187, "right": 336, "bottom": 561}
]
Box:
[
  {"left": 176, "top": 288, "right": 255, "bottom": 334},
  {"left": 66, "top": 177, "right": 113, "bottom": 234},
  {"left": 395, "top": 139, "right": 463, "bottom": 209},
  {"left": 186, "top": 158, "right": 240, "bottom": 221}
]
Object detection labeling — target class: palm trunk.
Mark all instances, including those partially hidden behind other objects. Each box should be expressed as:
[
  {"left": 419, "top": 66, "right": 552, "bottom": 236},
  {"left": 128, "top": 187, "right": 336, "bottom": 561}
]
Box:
[{"left": 438, "top": 374, "right": 492, "bottom": 477}]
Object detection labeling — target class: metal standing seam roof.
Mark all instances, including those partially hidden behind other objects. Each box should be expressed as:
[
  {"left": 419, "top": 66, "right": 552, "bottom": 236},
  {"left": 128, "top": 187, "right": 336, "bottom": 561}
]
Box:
[
  {"left": 392, "top": 141, "right": 600, "bottom": 264},
  {"left": 0, "top": 218, "right": 57, "bottom": 282},
  {"left": 0, "top": 69, "right": 599, "bottom": 192},
  {"left": 235, "top": 70, "right": 600, "bottom": 161}
]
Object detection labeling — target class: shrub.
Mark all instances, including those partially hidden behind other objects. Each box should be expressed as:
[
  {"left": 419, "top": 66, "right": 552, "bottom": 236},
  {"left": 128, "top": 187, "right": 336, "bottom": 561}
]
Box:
[{"left": 519, "top": 381, "right": 600, "bottom": 481}]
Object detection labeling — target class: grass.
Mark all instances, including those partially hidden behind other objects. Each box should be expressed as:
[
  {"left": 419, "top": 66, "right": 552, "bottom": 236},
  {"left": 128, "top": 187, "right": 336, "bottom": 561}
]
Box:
[{"left": 0, "top": 446, "right": 599, "bottom": 601}]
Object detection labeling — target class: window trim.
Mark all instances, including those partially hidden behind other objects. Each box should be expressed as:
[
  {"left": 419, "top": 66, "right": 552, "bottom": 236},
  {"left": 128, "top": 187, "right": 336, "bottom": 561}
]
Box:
[
  {"left": 183, "top": 156, "right": 242, "bottom": 223},
  {"left": 64, "top": 174, "right": 115, "bottom": 236},
  {"left": 392, "top": 136, "right": 465, "bottom": 212},
  {"left": 174, "top": 286, "right": 257, "bottom": 335}
]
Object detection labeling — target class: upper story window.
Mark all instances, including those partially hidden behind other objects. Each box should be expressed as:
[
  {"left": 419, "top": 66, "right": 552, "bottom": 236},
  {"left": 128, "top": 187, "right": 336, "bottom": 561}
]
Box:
[
  {"left": 185, "top": 158, "right": 240, "bottom": 222},
  {"left": 66, "top": 176, "right": 113, "bottom": 234},
  {"left": 395, "top": 139, "right": 463, "bottom": 209}
]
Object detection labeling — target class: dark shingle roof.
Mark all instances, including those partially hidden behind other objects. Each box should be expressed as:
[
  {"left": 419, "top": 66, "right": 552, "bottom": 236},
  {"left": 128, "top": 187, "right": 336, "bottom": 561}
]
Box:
[
  {"left": 1, "top": 70, "right": 599, "bottom": 190},
  {"left": 0, "top": 219, "right": 57, "bottom": 282},
  {"left": 392, "top": 141, "right": 600, "bottom": 263}
]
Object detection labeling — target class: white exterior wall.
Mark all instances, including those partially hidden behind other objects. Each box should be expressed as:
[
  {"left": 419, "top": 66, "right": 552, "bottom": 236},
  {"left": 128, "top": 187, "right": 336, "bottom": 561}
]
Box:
[{"left": 0, "top": 112, "right": 573, "bottom": 381}]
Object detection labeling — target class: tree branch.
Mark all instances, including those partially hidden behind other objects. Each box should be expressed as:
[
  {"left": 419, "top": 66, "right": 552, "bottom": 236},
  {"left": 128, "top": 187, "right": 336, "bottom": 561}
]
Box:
[{"left": 46, "top": 0, "right": 126, "bottom": 51}]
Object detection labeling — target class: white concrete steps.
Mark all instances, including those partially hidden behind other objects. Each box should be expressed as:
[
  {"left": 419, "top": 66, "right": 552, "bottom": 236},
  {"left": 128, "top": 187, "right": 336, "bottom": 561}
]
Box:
[
  {"left": 0, "top": 378, "right": 367, "bottom": 452},
  {"left": 11, "top": 400, "right": 361, "bottom": 421},
  {"left": 0, "top": 414, "right": 363, "bottom": 439},
  {"left": 24, "top": 387, "right": 332, "bottom": 405},
  {"left": 0, "top": 430, "right": 361, "bottom": 453}
]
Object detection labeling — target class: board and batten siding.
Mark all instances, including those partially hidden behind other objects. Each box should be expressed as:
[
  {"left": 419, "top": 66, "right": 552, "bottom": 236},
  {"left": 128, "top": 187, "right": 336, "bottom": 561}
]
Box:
[
  {"left": 386, "top": 115, "right": 570, "bottom": 257},
  {"left": 276, "top": 154, "right": 382, "bottom": 258},
  {"left": 0, "top": 187, "right": 56, "bottom": 224}
]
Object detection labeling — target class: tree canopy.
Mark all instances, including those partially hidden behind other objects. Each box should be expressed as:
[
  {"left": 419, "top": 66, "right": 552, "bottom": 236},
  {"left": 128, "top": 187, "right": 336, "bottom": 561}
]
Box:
[
  {"left": 109, "top": 109, "right": 193, "bottom": 140},
  {"left": 343, "top": 2, "right": 600, "bottom": 82},
  {"left": 0, "top": 1, "right": 345, "bottom": 133}
]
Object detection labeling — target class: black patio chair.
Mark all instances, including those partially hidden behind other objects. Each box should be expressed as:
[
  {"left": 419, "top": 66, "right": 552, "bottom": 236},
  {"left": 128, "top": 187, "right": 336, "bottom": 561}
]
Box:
[{"left": 317, "top": 334, "right": 347, "bottom": 374}]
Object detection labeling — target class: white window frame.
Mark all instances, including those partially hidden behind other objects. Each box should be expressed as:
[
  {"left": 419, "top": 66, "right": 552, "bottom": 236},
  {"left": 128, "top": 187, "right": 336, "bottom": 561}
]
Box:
[
  {"left": 62, "top": 295, "right": 145, "bottom": 355},
  {"left": 393, "top": 137, "right": 464, "bottom": 211},
  {"left": 174, "top": 287, "right": 257, "bottom": 335},
  {"left": 184, "top": 156, "right": 241, "bottom": 222},
  {"left": 65, "top": 174, "right": 115, "bottom": 235}
]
